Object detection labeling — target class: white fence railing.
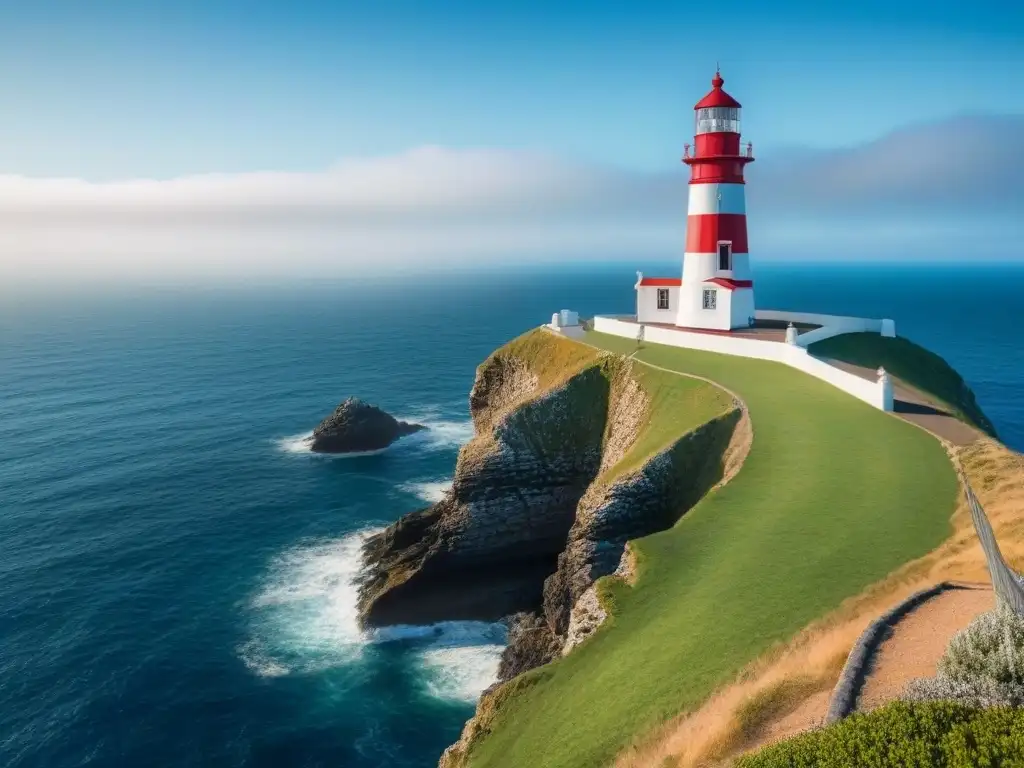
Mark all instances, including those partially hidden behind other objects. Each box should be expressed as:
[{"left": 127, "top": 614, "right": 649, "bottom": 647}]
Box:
[
  {"left": 590, "top": 314, "right": 894, "bottom": 411},
  {"left": 754, "top": 310, "right": 895, "bottom": 348}
]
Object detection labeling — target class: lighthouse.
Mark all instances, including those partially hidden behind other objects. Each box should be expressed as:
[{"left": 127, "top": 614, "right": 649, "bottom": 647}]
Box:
[{"left": 635, "top": 70, "right": 755, "bottom": 331}]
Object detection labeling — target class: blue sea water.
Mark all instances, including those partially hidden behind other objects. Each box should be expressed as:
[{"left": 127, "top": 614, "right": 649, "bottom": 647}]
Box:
[{"left": 1, "top": 261, "right": 1023, "bottom": 768}]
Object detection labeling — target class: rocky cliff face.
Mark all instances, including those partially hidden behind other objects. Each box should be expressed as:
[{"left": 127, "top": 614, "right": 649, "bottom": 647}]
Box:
[
  {"left": 356, "top": 330, "right": 740, "bottom": 756},
  {"left": 357, "top": 357, "right": 613, "bottom": 626}
]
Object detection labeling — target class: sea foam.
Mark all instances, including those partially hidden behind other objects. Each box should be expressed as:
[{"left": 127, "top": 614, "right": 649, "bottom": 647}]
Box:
[
  {"left": 275, "top": 431, "right": 388, "bottom": 458},
  {"left": 241, "top": 529, "right": 505, "bottom": 703}
]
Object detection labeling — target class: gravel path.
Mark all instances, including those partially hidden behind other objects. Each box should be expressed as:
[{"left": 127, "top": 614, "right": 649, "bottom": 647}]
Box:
[{"left": 855, "top": 584, "right": 994, "bottom": 712}]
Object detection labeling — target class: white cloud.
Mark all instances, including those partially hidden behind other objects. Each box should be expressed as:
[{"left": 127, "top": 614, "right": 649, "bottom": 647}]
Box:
[
  {"left": 0, "top": 146, "right": 622, "bottom": 220},
  {"left": 0, "top": 116, "right": 1020, "bottom": 287}
]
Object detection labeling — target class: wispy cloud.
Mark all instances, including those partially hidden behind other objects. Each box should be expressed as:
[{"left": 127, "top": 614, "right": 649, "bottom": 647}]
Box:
[
  {"left": 1, "top": 115, "right": 1020, "bottom": 285},
  {"left": 748, "top": 115, "right": 1024, "bottom": 215}
]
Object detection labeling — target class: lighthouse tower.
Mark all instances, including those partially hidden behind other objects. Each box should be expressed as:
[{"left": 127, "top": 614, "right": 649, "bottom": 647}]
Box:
[
  {"left": 634, "top": 70, "right": 755, "bottom": 331},
  {"left": 677, "top": 69, "right": 754, "bottom": 329}
]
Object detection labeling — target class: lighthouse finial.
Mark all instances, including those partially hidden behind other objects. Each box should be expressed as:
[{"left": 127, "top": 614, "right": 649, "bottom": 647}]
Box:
[{"left": 712, "top": 65, "right": 724, "bottom": 88}]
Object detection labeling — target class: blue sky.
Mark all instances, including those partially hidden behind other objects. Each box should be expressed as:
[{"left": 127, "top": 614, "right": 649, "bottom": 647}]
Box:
[
  {"left": 2, "top": 0, "right": 1022, "bottom": 177},
  {"left": 0, "top": 0, "right": 1022, "bottom": 284}
]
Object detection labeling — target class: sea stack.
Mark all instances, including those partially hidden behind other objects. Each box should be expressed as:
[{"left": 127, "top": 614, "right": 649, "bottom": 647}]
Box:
[{"left": 310, "top": 397, "right": 426, "bottom": 454}]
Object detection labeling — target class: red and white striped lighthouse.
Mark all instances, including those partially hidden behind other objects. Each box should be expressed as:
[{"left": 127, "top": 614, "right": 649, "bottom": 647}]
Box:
[
  {"left": 677, "top": 69, "right": 755, "bottom": 329},
  {"left": 634, "top": 70, "right": 756, "bottom": 330}
]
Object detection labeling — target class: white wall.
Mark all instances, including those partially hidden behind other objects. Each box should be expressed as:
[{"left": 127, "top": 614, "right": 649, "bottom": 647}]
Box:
[
  {"left": 754, "top": 310, "right": 896, "bottom": 348},
  {"left": 681, "top": 251, "right": 753, "bottom": 283},
  {"left": 676, "top": 283, "right": 733, "bottom": 330},
  {"left": 596, "top": 315, "right": 783, "bottom": 361},
  {"left": 592, "top": 315, "right": 891, "bottom": 410},
  {"left": 687, "top": 183, "right": 746, "bottom": 215},
  {"left": 548, "top": 324, "right": 586, "bottom": 339},
  {"left": 636, "top": 285, "right": 681, "bottom": 324}
]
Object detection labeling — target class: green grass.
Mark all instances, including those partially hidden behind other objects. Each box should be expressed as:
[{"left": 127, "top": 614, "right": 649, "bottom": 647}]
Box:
[
  {"left": 809, "top": 332, "right": 997, "bottom": 437},
  {"left": 462, "top": 331, "right": 959, "bottom": 768},
  {"left": 600, "top": 362, "right": 734, "bottom": 483}
]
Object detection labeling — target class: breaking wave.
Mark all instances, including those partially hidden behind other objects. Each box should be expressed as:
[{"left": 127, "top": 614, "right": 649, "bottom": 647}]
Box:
[
  {"left": 274, "top": 431, "right": 388, "bottom": 458},
  {"left": 240, "top": 530, "right": 505, "bottom": 703}
]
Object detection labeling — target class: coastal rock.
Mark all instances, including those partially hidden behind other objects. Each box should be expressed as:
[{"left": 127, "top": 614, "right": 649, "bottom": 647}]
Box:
[
  {"left": 309, "top": 397, "right": 425, "bottom": 454},
  {"left": 357, "top": 362, "right": 610, "bottom": 626},
  {"left": 498, "top": 612, "right": 563, "bottom": 679},
  {"left": 562, "top": 584, "right": 606, "bottom": 656}
]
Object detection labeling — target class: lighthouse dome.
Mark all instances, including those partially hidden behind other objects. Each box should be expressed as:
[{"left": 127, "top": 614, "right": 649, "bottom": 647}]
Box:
[{"left": 694, "top": 71, "right": 742, "bottom": 109}]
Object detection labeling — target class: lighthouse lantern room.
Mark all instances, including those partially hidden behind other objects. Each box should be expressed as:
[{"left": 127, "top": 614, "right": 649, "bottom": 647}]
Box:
[{"left": 636, "top": 70, "right": 755, "bottom": 331}]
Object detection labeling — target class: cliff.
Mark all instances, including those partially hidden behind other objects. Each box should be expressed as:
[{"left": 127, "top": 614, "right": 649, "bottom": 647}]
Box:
[{"left": 356, "top": 328, "right": 738, "bottom": 672}]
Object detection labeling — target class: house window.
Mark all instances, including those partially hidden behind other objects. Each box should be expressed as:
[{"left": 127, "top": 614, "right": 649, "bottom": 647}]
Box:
[
  {"left": 657, "top": 288, "right": 670, "bottom": 310},
  {"left": 718, "top": 242, "right": 732, "bottom": 271},
  {"left": 702, "top": 288, "right": 718, "bottom": 310}
]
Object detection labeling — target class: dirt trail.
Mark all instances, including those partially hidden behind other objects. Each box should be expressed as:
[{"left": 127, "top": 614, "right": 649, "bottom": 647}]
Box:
[{"left": 855, "top": 584, "right": 994, "bottom": 712}]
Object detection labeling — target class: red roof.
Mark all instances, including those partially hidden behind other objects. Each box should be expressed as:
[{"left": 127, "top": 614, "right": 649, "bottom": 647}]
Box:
[
  {"left": 638, "top": 277, "right": 682, "bottom": 287},
  {"left": 704, "top": 277, "right": 753, "bottom": 290},
  {"left": 694, "top": 71, "right": 741, "bottom": 110}
]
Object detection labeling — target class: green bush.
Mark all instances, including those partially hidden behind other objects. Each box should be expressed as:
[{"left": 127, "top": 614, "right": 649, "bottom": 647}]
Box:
[
  {"left": 904, "top": 608, "right": 1024, "bottom": 708},
  {"left": 736, "top": 700, "right": 1024, "bottom": 768}
]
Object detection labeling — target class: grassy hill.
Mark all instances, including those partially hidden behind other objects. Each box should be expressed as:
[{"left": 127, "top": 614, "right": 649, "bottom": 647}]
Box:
[
  {"left": 809, "top": 332, "right": 997, "bottom": 437},
  {"left": 458, "top": 331, "right": 959, "bottom": 768}
]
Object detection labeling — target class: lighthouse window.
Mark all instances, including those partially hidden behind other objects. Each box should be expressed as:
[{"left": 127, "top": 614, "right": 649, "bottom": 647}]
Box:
[
  {"left": 657, "top": 289, "right": 670, "bottom": 310},
  {"left": 718, "top": 242, "right": 732, "bottom": 271},
  {"left": 696, "top": 107, "right": 740, "bottom": 135},
  {"left": 702, "top": 288, "right": 718, "bottom": 311}
]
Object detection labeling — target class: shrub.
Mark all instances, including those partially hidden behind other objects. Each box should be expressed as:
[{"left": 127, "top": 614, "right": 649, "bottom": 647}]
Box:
[
  {"left": 736, "top": 700, "right": 1024, "bottom": 768},
  {"left": 903, "top": 607, "right": 1024, "bottom": 708}
]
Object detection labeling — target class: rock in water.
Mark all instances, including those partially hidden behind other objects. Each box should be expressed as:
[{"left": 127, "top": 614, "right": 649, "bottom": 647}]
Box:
[{"left": 309, "top": 397, "right": 426, "bottom": 454}]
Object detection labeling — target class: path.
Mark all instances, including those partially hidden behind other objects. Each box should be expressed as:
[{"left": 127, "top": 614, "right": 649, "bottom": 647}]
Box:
[
  {"left": 855, "top": 584, "right": 994, "bottom": 712},
  {"left": 823, "top": 359, "right": 982, "bottom": 446}
]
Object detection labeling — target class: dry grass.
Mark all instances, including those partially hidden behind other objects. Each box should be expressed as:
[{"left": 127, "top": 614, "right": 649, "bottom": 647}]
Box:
[
  {"left": 503, "top": 328, "right": 602, "bottom": 392},
  {"left": 613, "top": 437, "right": 1024, "bottom": 768}
]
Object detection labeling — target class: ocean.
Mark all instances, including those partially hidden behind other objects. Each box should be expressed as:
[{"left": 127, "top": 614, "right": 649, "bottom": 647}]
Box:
[{"left": 2, "top": 261, "right": 1022, "bottom": 768}]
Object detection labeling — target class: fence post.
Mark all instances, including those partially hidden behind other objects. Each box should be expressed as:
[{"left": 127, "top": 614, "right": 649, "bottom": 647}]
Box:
[
  {"left": 785, "top": 322, "right": 799, "bottom": 345},
  {"left": 877, "top": 367, "right": 893, "bottom": 411}
]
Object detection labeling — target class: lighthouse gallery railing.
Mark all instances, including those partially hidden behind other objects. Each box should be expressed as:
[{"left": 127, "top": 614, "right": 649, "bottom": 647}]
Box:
[{"left": 683, "top": 142, "right": 754, "bottom": 160}]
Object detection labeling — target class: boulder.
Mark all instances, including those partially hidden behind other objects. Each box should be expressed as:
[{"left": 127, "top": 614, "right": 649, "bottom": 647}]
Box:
[{"left": 310, "top": 397, "right": 426, "bottom": 454}]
